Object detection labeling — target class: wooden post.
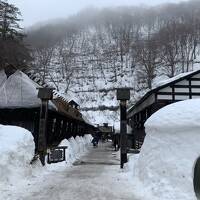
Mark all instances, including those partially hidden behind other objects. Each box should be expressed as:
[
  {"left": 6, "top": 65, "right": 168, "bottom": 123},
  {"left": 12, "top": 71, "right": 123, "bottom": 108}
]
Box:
[
  {"left": 120, "top": 100, "right": 128, "bottom": 168},
  {"left": 37, "top": 87, "right": 54, "bottom": 166},
  {"left": 38, "top": 100, "right": 48, "bottom": 165},
  {"left": 117, "top": 88, "right": 130, "bottom": 169}
]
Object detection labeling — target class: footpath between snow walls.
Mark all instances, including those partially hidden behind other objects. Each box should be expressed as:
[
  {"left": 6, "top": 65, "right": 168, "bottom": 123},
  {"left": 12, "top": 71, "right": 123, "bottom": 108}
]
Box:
[
  {"left": 131, "top": 99, "right": 200, "bottom": 200},
  {"left": 0, "top": 124, "right": 92, "bottom": 188}
]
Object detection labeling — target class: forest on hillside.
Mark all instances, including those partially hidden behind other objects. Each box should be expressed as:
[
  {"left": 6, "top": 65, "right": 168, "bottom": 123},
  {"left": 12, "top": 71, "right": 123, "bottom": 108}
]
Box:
[
  {"left": 26, "top": 0, "right": 200, "bottom": 94},
  {"left": 1, "top": 0, "right": 200, "bottom": 124}
]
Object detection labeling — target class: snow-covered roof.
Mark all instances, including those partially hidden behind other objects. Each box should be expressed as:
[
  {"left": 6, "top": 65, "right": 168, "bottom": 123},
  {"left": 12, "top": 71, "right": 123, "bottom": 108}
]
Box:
[
  {"left": 128, "top": 69, "right": 200, "bottom": 113},
  {"left": 0, "top": 70, "right": 42, "bottom": 108},
  {"left": 25, "top": 70, "right": 70, "bottom": 105},
  {"left": 153, "top": 70, "right": 197, "bottom": 89},
  {"left": 0, "top": 69, "right": 76, "bottom": 110},
  {"left": 0, "top": 69, "right": 58, "bottom": 109},
  {"left": 0, "top": 69, "right": 95, "bottom": 128},
  {"left": 69, "top": 100, "right": 79, "bottom": 107}
]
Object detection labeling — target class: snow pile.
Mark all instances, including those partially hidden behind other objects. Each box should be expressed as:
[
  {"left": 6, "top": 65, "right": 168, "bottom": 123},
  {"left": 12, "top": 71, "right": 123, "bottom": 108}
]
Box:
[
  {"left": 0, "top": 125, "right": 35, "bottom": 185},
  {"left": 47, "top": 134, "right": 92, "bottom": 169},
  {"left": 0, "top": 122, "right": 92, "bottom": 186},
  {"left": 133, "top": 99, "right": 200, "bottom": 200},
  {"left": 67, "top": 135, "right": 92, "bottom": 163},
  {"left": 1, "top": 129, "right": 93, "bottom": 199},
  {"left": 67, "top": 136, "right": 85, "bottom": 162}
]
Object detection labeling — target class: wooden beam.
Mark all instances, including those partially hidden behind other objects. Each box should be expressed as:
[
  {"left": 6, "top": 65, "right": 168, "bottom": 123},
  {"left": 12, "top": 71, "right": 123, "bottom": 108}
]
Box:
[
  {"left": 172, "top": 85, "right": 200, "bottom": 88},
  {"left": 172, "top": 86, "right": 175, "bottom": 101},
  {"left": 189, "top": 79, "right": 192, "bottom": 99},
  {"left": 157, "top": 92, "right": 200, "bottom": 96},
  {"left": 189, "top": 78, "right": 200, "bottom": 81}
]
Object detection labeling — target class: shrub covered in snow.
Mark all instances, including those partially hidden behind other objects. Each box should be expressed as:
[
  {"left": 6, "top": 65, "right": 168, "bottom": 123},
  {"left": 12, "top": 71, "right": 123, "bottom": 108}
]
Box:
[{"left": 133, "top": 99, "right": 200, "bottom": 200}]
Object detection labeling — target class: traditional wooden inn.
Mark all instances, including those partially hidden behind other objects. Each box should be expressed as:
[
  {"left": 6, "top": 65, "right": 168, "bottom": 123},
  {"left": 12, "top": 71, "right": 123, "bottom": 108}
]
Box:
[
  {"left": 98, "top": 123, "right": 114, "bottom": 140},
  {"left": 127, "top": 69, "right": 200, "bottom": 149},
  {"left": 0, "top": 68, "right": 95, "bottom": 151}
]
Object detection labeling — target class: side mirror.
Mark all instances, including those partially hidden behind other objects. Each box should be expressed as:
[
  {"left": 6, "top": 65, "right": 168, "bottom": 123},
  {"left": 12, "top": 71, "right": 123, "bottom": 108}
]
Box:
[{"left": 194, "top": 156, "right": 200, "bottom": 199}]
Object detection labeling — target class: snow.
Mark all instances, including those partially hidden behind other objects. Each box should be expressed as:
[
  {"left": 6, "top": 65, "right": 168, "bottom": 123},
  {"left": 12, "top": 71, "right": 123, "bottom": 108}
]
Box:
[
  {"left": 37, "top": 53, "right": 135, "bottom": 128},
  {"left": 153, "top": 69, "right": 199, "bottom": 89},
  {"left": 5, "top": 95, "right": 200, "bottom": 200},
  {"left": 0, "top": 125, "right": 92, "bottom": 199},
  {"left": 83, "top": 109, "right": 120, "bottom": 129},
  {"left": 0, "top": 125, "right": 35, "bottom": 186},
  {"left": 131, "top": 99, "right": 200, "bottom": 200},
  {"left": 0, "top": 69, "right": 57, "bottom": 109},
  {"left": 82, "top": 114, "right": 94, "bottom": 126},
  {"left": 3, "top": 142, "right": 137, "bottom": 200},
  {"left": 65, "top": 135, "right": 92, "bottom": 164},
  {"left": 44, "top": 135, "right": 92, "bottom": 171},
  {"left": 0, "top": 70, "right": 41, "bottom": 108}
]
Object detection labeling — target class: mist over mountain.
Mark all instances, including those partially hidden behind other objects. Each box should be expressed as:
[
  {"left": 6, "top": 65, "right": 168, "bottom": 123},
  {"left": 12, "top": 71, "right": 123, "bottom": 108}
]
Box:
[{"left": 26, "top": 0, "right": 200, "bottom": 126}]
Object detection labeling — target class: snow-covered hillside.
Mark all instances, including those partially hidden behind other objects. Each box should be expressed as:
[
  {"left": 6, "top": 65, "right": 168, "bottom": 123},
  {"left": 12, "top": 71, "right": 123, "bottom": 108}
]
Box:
[
  {"left": 27, "top": 1, "right": 200, "bottom": 127},
  {"left": 31, "top": 48, "right": 136, "bottom": 127}
]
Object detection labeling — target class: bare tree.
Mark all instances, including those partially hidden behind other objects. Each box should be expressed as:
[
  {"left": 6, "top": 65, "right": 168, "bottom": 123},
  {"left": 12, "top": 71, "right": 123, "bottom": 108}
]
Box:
[
  {"left": 32, "top": 46, "right": 55, "bottom": 85},
  {"left": 57, "top": 33, "right": 77, "bottom": 93},
  {"left": 133, "top": 37, "right": 161, "bottom": 89},
  {"left": 157, "top": 21, "right": 181, "bottom": 77}
]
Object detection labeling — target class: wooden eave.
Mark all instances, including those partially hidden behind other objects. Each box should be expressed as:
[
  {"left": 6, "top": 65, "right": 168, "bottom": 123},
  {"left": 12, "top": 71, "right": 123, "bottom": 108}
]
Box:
[{"left": 128, "top": 69, "right": 200, "bottom": 116}]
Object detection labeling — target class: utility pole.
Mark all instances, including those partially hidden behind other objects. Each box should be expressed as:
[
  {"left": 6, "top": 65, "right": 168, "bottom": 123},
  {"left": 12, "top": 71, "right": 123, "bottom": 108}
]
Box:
[
  {"left": 37, "top": 87, "right": 54, "bottom": 166},
  {"left": 117, "top": 88, "right": 130, "bottom": 169}
]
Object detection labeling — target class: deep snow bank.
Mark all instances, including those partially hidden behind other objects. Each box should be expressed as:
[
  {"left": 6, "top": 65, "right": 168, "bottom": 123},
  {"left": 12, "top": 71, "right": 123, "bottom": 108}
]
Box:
[
  {"left": 0, "top": 124, "right": 92, "bottom": 185},
  {"left": 0, "top": 125, "right": 35, "bottom": 185},
  {"left": 48, "top": 134, "right": 92, "bottom": 169},
  {"left": 133, "top": 99, "right": 200, "bottom": 200},
  {"left": 1, "top": 126, "right": 93, "bottom": 200}
]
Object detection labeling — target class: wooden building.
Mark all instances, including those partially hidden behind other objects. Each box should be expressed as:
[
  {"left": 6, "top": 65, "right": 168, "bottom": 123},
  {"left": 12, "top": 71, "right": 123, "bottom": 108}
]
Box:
[
  {"left": 0, "top": 68, "right": 95, "bottom": 151},
  {"left": 98, "top": 123, "right": 114, "bottom": 140},
  {"left": 69, "top": 100, "right": 80, "bottom": 109},
  {"left": 127, "top": 69, "right": 200, "bottom": 149}
]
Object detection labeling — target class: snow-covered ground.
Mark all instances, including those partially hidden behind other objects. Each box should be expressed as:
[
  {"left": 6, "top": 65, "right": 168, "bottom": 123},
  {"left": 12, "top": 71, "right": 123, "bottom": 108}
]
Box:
[
  {"left": 129, "top": 99, "right": 200, "bottom": 200},
  {"left": 3, "top": 97, "right": 200, "bottom": 200},
  {"left": 0, "top": 123, "right": 136, "bottom": 200},
  {"left": 0, "top": 125, "right": 92, "bottom": 200},
  {"left": 3, "top": 142, "right": 137, "bottom": 200}
]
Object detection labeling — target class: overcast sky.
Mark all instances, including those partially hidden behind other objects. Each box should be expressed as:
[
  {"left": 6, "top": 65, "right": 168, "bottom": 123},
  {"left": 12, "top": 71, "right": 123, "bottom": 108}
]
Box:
[{"left": 9, "top": 0, "right": 189, "bottom": 27}]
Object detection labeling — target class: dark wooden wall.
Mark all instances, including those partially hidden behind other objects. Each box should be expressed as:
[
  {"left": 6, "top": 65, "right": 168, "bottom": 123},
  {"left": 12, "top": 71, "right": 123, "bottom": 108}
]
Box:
[
  {"left": 0, "top": 108, "right": 94, "bottom": 152},
  {"left": 129, "top": 101, "right": 170, "bottom": 149}
]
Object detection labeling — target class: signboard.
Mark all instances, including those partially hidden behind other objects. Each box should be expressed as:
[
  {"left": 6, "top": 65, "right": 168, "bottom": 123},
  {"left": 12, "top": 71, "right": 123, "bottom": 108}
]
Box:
[
  {"left": 117, "top": 88, "right": 130, "bottom": 100},
  {"left": 47, "top": 146, "right": 68, "bottom": 164},
  {"left": 37, "top": 87, "right": 54, "bottom": 100}
]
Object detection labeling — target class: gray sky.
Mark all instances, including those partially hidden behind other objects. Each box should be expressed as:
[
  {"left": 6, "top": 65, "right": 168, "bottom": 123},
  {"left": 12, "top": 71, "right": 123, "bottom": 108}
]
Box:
[{"left": 9, "top": 0, "right": 189, "bottom": 27}]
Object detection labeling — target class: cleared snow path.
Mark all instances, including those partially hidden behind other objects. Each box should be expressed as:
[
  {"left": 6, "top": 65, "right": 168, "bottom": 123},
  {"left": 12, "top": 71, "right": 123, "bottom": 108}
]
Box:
[{"left": 14, "top": 142, "right": 137, "bottom": 200}]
